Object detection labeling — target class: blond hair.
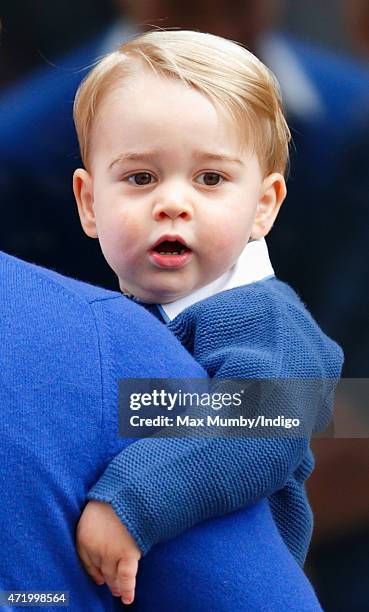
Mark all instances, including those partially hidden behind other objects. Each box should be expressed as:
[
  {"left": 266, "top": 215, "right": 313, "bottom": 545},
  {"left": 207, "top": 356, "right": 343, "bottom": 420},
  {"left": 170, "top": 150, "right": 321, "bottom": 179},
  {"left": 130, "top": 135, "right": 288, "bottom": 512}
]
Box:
[{"left": 74, "top": 29, "right": 291, "bottom": 175}]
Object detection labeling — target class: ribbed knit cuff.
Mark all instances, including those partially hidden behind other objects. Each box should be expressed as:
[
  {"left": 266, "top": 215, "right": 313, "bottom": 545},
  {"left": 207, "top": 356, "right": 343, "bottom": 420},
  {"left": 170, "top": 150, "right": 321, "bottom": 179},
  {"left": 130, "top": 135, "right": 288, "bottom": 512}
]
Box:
[
  {"left": 87, "top": 485, "right": 150, "bottom": 555},
  {"left": 87, "top": 463, "right": 203, "bottom": 556}
]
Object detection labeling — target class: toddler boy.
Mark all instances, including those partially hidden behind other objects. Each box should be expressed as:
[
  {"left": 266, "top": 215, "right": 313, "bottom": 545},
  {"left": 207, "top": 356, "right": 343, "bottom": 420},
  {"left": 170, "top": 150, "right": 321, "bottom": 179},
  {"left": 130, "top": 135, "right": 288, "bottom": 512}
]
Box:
[{"left": 72, "top": 30, "right": 343, "bottom": 604}]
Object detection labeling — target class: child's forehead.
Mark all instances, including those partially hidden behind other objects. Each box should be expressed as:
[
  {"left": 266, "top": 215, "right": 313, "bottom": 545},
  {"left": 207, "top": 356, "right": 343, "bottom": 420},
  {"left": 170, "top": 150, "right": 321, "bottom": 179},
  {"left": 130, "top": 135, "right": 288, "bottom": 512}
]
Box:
[
  {"left": 106, "top": 67, "right": 194, "bottom": 100},
  {"left": 88, "top": 63, "right": 259, "bottom": 167},
  {"left": 100, "top": 69, "right": 245, "bottom": 132}
]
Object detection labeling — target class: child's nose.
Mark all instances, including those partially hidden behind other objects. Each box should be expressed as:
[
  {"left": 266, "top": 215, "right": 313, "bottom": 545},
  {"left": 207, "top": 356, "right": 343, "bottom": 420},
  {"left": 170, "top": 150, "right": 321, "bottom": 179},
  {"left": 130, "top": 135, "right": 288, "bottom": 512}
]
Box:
[{"left": 152, "top": 198, "right": 193, "bottom": 221}]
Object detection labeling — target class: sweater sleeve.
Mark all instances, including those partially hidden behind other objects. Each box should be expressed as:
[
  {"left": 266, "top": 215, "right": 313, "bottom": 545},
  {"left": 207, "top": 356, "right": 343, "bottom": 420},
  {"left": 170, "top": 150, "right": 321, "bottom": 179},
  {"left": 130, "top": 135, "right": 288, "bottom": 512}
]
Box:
[
  {"left": 88, "top": 433, "right": 308, "bottom": 555},
  {"left": 88, "top": 280, "right": 343, "bottom": 555}
]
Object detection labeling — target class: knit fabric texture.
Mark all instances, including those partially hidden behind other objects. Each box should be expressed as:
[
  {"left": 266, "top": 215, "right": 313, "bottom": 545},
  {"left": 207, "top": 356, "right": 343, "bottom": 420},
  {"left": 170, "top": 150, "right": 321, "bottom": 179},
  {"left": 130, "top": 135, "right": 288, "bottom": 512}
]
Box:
[
  {"left": 166, "top": 278, "right": 343, "bottom": 565},
  {"left": 90, "top": 277, "right": 343, "bottom": 567},
  {"left": 0, "top": 250, "right": 205, "bottom": 610}
]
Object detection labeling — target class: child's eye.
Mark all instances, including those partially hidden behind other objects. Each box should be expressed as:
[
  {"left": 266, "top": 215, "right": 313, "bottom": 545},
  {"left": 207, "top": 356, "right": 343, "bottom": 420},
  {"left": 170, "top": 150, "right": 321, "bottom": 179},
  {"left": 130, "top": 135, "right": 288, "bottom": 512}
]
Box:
[
  {"left": 127, "top": 172, "right": 155, "bottom": 186},
  {"left": 195, "top": 172, "right": 224, "bottom": 186}
]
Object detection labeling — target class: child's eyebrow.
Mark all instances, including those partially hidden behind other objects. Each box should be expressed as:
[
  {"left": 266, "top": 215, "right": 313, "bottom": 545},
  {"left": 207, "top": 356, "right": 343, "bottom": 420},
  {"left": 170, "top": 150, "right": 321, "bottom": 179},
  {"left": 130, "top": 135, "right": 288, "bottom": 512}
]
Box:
[
  {"left": 109, "top": 150, "right": 244, "bottom": 169},
  {"left": 109, "top": 152, "right": 153, "bottom": 169},
  {"left": 193, "top": 151, "right": 244, "bottom": 165}
]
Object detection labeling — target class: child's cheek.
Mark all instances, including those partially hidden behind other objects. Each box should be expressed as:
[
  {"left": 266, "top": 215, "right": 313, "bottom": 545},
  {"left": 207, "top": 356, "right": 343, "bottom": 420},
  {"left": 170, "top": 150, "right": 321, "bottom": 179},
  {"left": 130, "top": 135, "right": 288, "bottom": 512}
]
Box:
[
  {"left": 111, "top": 213, "right": 145, "bottom": 256},
  {"left": 205, "top": 228, "right": 233, "bottom": 258},
  {"left": 203, "top": 225, "right": 247, "bottom": 270},
  {"left": 201, "top": 236, "right": 231, "bottom": 275}
]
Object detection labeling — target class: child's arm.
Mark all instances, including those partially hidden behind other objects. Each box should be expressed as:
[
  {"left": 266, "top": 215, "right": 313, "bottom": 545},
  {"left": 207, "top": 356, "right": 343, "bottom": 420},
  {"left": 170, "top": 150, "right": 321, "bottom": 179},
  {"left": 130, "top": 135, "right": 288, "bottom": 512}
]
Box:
[
  {"left": 78, "top": 281, "right": 342, "bottom": 596},
  {"left": 77, "top": 437, "right": 309, "bottom": 604}
]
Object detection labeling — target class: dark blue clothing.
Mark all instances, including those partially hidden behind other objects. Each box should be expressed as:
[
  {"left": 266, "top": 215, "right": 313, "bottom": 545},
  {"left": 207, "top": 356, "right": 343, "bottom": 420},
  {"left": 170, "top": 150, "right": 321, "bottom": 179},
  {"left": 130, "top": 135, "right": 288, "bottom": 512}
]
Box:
[
  {"left": 93, "top": 279, "right": 343, "bottom": 567},
  {"left": 265, "top": 38, "right": 369, "bottom": 307},
  {"left": 311, "top": 119, "right": 369, "bottom": 377},
  {"left": 0, "top": 251, "right": 323, "bottom": 610},
  {"left": 0, "top": 38, "right": 114, "bottom": 288}
]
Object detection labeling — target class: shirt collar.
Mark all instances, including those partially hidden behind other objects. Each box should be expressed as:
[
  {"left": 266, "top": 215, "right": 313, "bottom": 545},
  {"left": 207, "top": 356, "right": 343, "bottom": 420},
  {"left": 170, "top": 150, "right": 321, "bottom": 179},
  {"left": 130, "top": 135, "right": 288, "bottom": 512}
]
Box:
[{"left": 159, "top": 238, "right": 274, "bottom": 322}]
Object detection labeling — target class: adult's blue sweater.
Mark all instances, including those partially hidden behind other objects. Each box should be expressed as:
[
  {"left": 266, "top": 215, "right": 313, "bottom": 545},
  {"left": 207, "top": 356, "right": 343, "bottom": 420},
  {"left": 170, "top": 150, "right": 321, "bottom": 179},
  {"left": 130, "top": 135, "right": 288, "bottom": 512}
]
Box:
[
  {"left": 91, "top": 278, "right": 343, "bottom": 567},
  {"left": 0, "top": 250, "right": 202, "bottom": 610}
]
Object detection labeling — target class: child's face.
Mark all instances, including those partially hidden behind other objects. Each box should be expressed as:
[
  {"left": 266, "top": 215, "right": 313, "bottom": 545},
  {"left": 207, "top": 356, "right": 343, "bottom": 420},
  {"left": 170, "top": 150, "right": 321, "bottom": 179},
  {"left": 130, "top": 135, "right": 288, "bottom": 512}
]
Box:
[{"left": 74, "top": 69, "right": 285, "bottom": 303}]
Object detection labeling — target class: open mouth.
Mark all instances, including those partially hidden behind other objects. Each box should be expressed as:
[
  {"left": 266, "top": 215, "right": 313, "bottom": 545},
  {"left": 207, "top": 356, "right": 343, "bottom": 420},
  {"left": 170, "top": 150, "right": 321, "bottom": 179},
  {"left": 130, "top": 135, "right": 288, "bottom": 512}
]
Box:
[
  {"left": 149, "top": 236, "right": 192, "bottom": 269},
  {"left": 152, "top": 239, "right": 190, "bottom": 256}
]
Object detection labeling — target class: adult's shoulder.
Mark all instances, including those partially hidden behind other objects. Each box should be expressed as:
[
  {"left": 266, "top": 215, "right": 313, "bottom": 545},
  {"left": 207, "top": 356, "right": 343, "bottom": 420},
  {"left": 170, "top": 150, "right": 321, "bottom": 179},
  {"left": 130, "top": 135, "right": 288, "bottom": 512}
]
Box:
[
  {"left": 0, "top": 249, "right": 119, "bottom": 304},
  {"left": 0, "top": 251, "right": 204, "bottom": 381},
  {"left": 0, "top": 249, "right": 172, "bottom": 327}
]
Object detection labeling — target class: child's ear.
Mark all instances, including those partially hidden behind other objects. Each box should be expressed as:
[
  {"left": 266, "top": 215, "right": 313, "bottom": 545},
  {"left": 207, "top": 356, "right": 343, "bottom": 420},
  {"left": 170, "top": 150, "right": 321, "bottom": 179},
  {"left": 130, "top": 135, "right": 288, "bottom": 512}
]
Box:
[
  {"left": 73, "top": 169, "right": 98, "bottom": 239},
  {"left": 251, "top": 173, "right": 287, "bottom": 240}
]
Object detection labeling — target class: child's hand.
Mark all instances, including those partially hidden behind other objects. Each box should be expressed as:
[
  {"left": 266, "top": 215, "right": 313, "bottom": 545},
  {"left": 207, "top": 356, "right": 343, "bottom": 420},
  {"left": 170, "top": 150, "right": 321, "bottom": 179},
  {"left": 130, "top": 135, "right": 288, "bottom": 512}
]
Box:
[{"left": 76, "top": 500, "right": 141, "bottom": 606}]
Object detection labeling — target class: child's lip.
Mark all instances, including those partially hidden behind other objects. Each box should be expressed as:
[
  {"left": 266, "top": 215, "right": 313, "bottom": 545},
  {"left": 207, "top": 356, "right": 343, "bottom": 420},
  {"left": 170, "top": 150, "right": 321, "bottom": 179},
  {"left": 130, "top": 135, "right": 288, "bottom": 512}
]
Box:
[{"left": 148, "top": 250, "right": 193, "bottom": 269}]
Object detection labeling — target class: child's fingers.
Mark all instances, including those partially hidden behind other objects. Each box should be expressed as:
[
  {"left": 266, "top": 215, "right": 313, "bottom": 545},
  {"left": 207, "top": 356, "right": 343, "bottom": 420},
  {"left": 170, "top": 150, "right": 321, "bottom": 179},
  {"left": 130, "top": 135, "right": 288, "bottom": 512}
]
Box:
[
  {"left": 117, "top": 557, "right": 139, "bottom": 605},
  {"left": 86, "top": 563, "right": 105, "bottom": 586},
  {"left": 77, "top": 547, "right": 105, "bottom": 586},
  {"left": 101, "top": 559, "right": 120, "bottom": 593}
]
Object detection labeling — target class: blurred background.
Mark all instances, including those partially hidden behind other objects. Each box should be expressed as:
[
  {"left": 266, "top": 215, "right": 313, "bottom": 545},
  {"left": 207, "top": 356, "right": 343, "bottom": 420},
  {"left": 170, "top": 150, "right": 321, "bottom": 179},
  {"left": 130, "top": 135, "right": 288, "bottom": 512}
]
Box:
[
  {"left": 0, "top": 1, "right": 368, "bottom": 610},
  {"left": 1, "top": 0, "right": 368, "bottom": 86}
]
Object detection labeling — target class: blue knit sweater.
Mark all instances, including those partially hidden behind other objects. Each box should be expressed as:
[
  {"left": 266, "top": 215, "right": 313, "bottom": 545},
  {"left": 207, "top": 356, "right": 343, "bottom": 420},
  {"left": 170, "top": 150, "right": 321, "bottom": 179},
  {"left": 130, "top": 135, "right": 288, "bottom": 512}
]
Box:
[
  {"left": 0, "top": 250, "right": 204, "bottom": 610},
  {"left": 90, "top": 278, "right": 343, "bottom": 566}
]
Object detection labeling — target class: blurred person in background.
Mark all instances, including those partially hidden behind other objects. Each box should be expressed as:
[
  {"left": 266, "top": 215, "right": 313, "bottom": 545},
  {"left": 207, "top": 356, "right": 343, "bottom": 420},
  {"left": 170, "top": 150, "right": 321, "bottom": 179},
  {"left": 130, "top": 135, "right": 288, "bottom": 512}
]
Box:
[
  {"left": 325, "top": 0, "right": 369, "bottom": 374},
  {"left": 306, "top": 4, "right": 369, "bottom": 609}
]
